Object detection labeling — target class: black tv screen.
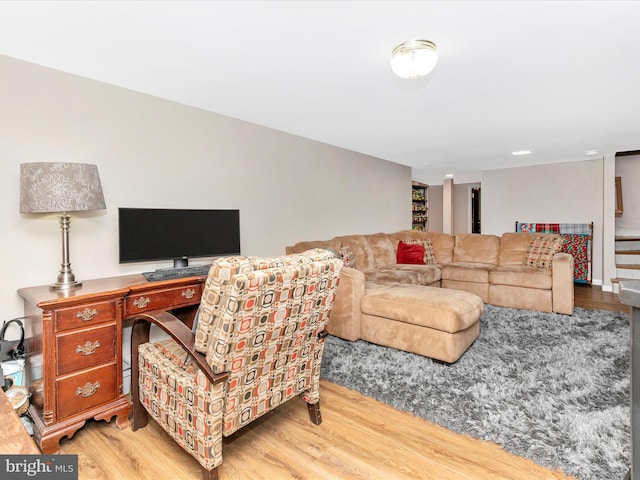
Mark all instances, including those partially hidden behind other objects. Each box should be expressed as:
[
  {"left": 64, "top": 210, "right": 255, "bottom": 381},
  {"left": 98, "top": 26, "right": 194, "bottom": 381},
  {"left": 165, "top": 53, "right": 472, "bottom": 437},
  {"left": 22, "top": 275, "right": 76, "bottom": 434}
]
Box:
[{"left": 118, "top": 208, "right": 240, "bottom": 266}]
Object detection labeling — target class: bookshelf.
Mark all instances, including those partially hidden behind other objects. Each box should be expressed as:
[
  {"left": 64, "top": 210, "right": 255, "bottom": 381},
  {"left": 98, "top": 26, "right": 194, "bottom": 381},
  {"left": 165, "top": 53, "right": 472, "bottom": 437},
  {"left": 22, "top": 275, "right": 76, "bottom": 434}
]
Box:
[{"left": 412, "top": 181, "right": 428, "bottom": 231}]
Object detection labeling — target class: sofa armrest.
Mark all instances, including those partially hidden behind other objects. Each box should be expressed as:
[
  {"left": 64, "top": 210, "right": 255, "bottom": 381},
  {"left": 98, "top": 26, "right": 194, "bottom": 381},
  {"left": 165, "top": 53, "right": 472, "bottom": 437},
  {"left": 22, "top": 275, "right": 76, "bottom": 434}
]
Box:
[
  {"left": 326, "top": 267, "right": 365, "bottom": 341},
  {"left": 552, "top": 252, "right": 574, "bottom": 315}
]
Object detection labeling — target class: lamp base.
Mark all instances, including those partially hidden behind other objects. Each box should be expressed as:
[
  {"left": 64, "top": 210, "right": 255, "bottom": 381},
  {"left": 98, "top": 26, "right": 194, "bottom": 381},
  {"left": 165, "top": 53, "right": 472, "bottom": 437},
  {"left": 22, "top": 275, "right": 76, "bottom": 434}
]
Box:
[
  {"left": 49, "top": 214, "right": 83, "bottom": 291},
  {"left": 49, "top": 280, "right": 82, "bottom": 291}
]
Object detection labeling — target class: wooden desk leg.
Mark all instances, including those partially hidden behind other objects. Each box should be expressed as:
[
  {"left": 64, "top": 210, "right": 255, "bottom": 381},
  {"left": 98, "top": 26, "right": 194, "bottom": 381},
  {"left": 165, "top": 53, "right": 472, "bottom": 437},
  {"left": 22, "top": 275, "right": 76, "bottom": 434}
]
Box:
[
  {"left": 30, "top": 397, "right": 131, "bottom": 454},
  {"left": 94, "top": 397, "right": 131, "bottom": 430}
]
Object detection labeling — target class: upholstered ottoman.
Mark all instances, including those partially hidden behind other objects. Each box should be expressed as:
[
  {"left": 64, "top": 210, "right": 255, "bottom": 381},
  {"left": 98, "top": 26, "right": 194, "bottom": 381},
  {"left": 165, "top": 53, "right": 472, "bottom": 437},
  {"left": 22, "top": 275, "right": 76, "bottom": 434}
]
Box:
[{"left": 359, "top": 282, "right": 483, "bottom": 363}]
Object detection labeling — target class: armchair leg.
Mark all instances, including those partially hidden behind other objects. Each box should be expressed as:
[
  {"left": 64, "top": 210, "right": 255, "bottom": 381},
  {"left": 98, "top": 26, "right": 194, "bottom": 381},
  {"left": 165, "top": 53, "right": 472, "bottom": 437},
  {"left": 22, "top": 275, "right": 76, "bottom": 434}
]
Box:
[
  {"left": 307, "top": 401, "right": 322, "bottom": 425},
  {"left": 131, "top": 386, "right": 149, "bottom": 431},
  {"left": 202, "top": 466, "right": 219, "bottom": 480}
]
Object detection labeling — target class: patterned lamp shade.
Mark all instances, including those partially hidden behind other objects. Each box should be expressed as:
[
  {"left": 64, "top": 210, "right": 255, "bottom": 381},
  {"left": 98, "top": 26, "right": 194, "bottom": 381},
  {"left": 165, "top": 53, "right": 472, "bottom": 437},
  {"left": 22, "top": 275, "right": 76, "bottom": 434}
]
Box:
[{"left": 20, "top": 162, "right": 106, "bottom": 214}]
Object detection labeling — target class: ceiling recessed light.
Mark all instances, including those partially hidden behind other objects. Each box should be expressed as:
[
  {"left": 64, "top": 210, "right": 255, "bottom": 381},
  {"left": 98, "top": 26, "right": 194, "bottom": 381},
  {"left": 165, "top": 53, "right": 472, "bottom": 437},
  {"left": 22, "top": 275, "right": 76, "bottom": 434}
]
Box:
[
  {"left": 445, "top": 174, "right": 454, "bottom": 178},
  {"left": 586, "top": 150, "right": 599, "bottom": 155},
  {"left": 512, "top": 150, "right": 531, "bottom": 156}
]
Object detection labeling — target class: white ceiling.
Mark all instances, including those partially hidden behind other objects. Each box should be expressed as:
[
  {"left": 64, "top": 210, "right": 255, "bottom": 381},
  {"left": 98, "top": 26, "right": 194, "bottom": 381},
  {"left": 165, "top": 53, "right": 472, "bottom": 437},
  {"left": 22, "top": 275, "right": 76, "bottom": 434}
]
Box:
[{"left": 1, "top": 0, "right": 639, "bottom": 185}]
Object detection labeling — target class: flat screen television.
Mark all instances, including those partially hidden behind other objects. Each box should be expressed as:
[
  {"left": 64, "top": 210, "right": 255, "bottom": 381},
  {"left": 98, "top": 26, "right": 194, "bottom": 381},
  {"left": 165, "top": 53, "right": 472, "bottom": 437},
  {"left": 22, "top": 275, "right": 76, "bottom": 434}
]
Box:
[{"left": 118, "top": 208, "right": 241, "bottom": 268}]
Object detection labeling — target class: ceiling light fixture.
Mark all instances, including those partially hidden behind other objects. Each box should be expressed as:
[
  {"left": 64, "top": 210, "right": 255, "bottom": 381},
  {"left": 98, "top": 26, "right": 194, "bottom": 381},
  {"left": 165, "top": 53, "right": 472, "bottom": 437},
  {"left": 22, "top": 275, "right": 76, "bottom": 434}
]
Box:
[
  {"left": 586, "top": 150, "right": 599, "bottom": 155},
  {"left": 391, "top": 39, "right": 438, "bottom": 79},
  {"left": 512, "top": 150, "right": 531, "bottom": 156}
]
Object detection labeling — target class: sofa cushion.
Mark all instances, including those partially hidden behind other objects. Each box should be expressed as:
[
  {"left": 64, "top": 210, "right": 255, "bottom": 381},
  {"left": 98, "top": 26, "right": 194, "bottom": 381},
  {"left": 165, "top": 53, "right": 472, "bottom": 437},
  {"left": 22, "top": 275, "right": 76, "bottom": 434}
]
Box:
[
  {"left": 441, "top": 279, "right": 489, "bottom": 303},
  {"left": 361, "top": 283, "right": 483, "bottom": 334},
  {"left": 498, "top": 232, "right": 536, "bottom": 266},
  {"left": 441, "top": 262, "right": 494, "bottom": 283},
  {"left": 489, "top": 265, "right": 552, "bottom": 289},
  {"left": 340, "top": 246, "right": 356, "bottom": 268},
  {"left": 422, "top": 239, "right": 439, "bottom": 265},
  {"left": 366, "top": 233, "right": 397, "bottom": 268},
  {"left": 397, "top": 241, "right": 425, "bottom": 264},
  {"left": 453, "top": 234, "right": 500, "bottom": 264},
  {"left": 522, "top": 235, "right": 565, "bottom": 270},
  {"left": 389, "top": 230, "right": 455, "bottom": 264},
  {"left": 404, "top": 239, "right": 439, "bottom": 265},
  {"left": 290, "top": 238, "right": 341, "bottom": 255},
  {"left": 335, "top": 234, "right": 376, "bottom": 272},
  {"left": 489, "top": 285, "right": 553, "bottom": 313},
  {"left": 365, "top": 264, "right": 441, "bottom": 285}
]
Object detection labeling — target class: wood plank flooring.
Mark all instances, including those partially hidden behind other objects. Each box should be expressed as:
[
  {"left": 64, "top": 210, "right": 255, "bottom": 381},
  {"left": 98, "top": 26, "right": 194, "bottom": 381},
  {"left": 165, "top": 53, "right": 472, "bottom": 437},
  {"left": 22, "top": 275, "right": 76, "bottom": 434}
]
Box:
[
  {"left": 60, "top": 381, "right": 573, "bottom": 480},
  {"left": 574, "top": 283, "right": 630, "bottom": 314},
  {"left": 58, "top": 286, "right": 628, "bottom": 480}
]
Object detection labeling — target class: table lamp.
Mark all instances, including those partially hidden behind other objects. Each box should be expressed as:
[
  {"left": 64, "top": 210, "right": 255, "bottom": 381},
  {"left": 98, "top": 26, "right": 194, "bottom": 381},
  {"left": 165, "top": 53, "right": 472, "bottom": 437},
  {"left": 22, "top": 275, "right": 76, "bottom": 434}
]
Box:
[{"left": 20, "top": 162, "right": 106, "bottom": 290}]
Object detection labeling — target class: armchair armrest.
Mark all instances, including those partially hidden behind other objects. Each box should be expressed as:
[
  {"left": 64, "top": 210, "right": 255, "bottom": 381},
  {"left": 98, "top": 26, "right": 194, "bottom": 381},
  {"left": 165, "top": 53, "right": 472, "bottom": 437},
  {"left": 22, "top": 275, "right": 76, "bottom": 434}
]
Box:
[
  {"left": 131, "top": 312, "right": 227, "bottom": 386},
  {"left": 326, "top": 267, "right": 365, "bottom": 341},
  {"left": 130, "top": 312, "right": 229, "bottom": 430},
  {"left": 552, "top": 252, "right": 574, "bottom": 315}
]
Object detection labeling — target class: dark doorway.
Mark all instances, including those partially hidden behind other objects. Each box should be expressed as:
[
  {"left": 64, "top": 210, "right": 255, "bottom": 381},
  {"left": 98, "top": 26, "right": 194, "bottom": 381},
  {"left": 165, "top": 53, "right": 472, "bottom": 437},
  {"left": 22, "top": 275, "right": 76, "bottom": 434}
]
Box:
[{"left": 471, "top": 187, "right": 481, "bottom": 233}]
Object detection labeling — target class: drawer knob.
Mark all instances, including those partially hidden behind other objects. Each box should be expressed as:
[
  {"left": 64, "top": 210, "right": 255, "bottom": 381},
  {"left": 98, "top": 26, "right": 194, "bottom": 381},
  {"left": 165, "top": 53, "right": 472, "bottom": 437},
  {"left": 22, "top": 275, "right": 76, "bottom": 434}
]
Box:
[
  {"left": 182, "top": 288, "right": 196, "bottom": 299},
  {"left": 76, "top": 341, "right": 100, "bottom": 356},
  {"left": 76, "top": 381, "right": 100, "bottom": 398},
  {"left": 76, "top": 308, "right": 98, "bottom": 321},
  {"left": 133, "top": 297, "right": 150, "bottom": 309}
]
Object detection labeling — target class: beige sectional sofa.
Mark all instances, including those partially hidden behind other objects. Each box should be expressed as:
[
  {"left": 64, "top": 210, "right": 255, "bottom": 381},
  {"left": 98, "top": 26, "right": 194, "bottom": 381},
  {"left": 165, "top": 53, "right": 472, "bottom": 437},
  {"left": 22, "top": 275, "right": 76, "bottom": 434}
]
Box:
[{"left": 285, "top": 230, "right": 574, "bottom": 362}]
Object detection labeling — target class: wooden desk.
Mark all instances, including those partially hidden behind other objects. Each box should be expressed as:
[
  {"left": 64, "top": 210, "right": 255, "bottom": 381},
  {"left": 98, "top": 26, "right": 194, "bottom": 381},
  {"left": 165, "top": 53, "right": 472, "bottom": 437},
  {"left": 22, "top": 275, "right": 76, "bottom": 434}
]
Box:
[
  {"left": 18, "top": 273, "right": 206, "bottom": 454},
  {"left": 0, "top": 387, "right": 40, "bottom": 454}
]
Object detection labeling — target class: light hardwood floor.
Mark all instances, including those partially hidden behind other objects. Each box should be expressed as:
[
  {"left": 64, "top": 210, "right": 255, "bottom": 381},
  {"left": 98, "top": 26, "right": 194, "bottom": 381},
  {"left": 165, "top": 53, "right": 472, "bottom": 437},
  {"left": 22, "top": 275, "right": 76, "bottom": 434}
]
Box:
[{"left": 58, "top": 286, "right": 626, "bottom": 480}]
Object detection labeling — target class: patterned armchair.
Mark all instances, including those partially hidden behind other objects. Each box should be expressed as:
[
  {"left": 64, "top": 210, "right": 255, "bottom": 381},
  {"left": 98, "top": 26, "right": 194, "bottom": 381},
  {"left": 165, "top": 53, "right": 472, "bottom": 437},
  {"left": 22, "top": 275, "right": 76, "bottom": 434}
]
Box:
[{"left": 130, "top": 249, "right": 342, "bottom": 480}]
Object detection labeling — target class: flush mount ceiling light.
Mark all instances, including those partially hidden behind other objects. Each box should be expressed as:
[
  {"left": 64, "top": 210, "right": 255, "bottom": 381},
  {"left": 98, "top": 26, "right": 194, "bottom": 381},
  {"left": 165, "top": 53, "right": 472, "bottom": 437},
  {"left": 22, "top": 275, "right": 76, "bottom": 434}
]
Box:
[
  {"left": 391, "top": 39, "right": 438, "bottom": 79},
  {"left": 512, "top": 150, "right": 532, "bottom": 156}
]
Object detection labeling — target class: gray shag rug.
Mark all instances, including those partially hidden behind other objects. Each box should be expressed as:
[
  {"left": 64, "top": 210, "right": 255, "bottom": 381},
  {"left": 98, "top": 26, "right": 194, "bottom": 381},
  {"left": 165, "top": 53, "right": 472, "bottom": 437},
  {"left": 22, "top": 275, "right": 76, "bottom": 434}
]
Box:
[{"left": 320, "top": 305, "right": 631, "bottom": 480}]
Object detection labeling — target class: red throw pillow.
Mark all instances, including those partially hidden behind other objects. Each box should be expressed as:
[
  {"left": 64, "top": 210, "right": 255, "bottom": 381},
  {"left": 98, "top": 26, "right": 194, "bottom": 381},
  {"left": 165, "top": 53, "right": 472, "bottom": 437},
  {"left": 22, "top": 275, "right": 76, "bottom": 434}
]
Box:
[{"left": 397, "top": 241, "right": 426, "bottom": 264}]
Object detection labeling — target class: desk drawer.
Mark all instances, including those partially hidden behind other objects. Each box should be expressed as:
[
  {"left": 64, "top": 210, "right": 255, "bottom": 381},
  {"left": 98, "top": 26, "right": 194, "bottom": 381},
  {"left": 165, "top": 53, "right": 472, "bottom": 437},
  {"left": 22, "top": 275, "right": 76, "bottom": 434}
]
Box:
[
  {"left": 56, "top": 324, "right": 116, "bottom": 376},
  {"left": 55, "top": 301, "right": 117, "bottom": 332},
  {"left": 125, "top": 284, "right": 202, "bottom": 317},
  {"left": 56, "top": 363, "right": 117, "bottom": 420}
]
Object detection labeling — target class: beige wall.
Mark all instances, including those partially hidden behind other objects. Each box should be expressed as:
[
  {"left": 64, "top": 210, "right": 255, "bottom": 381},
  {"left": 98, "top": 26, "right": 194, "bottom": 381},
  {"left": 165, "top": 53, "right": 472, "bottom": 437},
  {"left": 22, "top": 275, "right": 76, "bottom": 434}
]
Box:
[
  {"left": 427, "top": 185, "right": 443, "bottom": 232},
  {"left": 452, "top": 183, "right": 467, "bottom": 234},
  {"left": 1, "top": 54, "right": 411, "bottom": 317},
  {"left": 424, "top": 182, "right": 478, "bottom": 234},
  {"left": 442, "top": 179, "right": 453, "bottom": 233}
]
